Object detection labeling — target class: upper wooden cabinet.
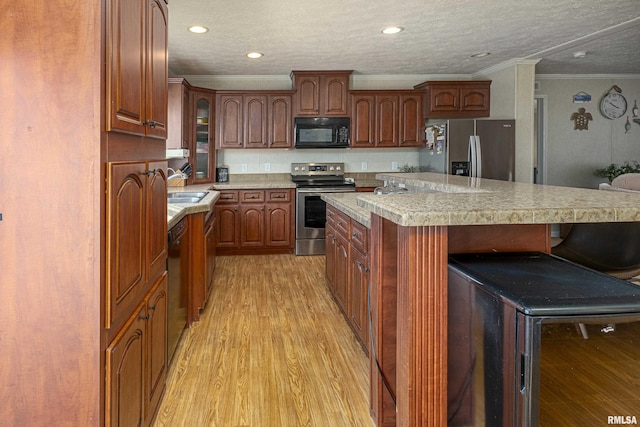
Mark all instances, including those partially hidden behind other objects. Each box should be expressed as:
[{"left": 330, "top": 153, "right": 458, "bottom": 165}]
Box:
[
  {"left": 351, "top": 91, "right": 423, "bottom": 148},
  {"left": 291, "top": 71, "right": 352, "bottom": 117},
  {"left": 415, "top": 80, "right": 491, "bottom": 118},
  {"left": 166, "top": 78, "right": 191, "bottom": 149},
  {"left": 217, "top": 91, "right": 293, "bottom": 149},
  {"left": 106, "top": 0, "right": 168, "bottom": 138},
  {"left": 192, "top": 90, "right": 216, "bottom": 182}
]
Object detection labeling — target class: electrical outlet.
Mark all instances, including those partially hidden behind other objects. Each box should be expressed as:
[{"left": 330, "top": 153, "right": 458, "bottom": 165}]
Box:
[
  {"left": 361, "top": 161, "right": 368, "bottom": 171},
  {"left": 241, "top": 163, "right": 248, "bottom": 173},
  {"left": 264, "top": 163, "right": 271, "bottom": 172},
  {"left": 392, "top": 161, "right": 398, "bottom": 170}
]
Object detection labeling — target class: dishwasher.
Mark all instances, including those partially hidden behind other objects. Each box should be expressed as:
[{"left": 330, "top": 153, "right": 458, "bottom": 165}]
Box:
[{"left": 167, "top": 217, "right": 188, "bottom": 364}]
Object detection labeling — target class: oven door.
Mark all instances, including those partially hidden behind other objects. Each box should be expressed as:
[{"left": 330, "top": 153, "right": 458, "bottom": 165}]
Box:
[{"left": 295, "top": 187, "right": 354, "bottom": 255}]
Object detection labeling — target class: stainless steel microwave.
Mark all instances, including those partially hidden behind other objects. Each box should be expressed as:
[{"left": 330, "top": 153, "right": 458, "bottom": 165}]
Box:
[{"left": 294, "top": 117, "right": 350, "bottom": 148}]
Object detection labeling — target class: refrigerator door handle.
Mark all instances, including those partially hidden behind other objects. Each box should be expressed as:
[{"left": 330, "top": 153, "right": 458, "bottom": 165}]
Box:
[
  {"left": 475, "top": 135, "right": 482, "bottom": 178},
  {"left": 469, "top": 136, "right": 481, "bottom": 178}
]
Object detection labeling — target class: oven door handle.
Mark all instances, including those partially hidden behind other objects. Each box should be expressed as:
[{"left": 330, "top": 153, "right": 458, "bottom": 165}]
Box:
[{"left": 296, "top": 188, "right": 356, "bottom": 194}]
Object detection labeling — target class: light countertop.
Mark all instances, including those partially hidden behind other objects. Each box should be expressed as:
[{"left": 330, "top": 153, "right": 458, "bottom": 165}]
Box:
[{"left": 323, "top": 173, "right": 640, "bottom": 228}]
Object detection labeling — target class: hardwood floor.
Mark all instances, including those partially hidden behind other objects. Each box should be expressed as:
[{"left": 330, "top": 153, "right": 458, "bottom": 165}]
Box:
[{"left": 153, "top": 255, "right": 373, "bottom": 427}]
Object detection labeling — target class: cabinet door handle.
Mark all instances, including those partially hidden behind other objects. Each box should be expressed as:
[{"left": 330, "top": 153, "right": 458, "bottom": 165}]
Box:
[
  {"left": 149, "top": 304, "right": 156, "bottom": 311},
  {"left": 352, "top": 232, "right": 357, "bottom": 238},
  {"left": 143, "top": 120, "right": 157, "bottom": 128},
  {"left": 234, "top": 207, "right": 238, "bottom": 211},
  {"left": 267, "top": 207, "right": 271, "bottom": 211},
  {"left": 140, "top": 314, "right": 150, "bottom": 320}
]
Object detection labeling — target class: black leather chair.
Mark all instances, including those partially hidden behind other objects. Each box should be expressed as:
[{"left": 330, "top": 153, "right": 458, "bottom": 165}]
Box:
[
  {"left": 551, "top": 222, "right": 640, "bottom": 280},
  {"left": 552, "top": 222, "right": 640, "bottom": 339}
]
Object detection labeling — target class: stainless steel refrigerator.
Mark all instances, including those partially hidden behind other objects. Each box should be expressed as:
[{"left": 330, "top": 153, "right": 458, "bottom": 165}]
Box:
[{"left": 420, "top": 119, "right": 515, "bottom": 181}]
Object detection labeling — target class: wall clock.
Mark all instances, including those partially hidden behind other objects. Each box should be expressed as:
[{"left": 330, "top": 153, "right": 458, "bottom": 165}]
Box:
[{"left": 600, "top": 85, "right": 627, "bottom": 119}]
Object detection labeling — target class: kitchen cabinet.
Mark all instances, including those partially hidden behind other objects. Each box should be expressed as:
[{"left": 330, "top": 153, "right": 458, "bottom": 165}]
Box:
[
  {"left": 105, "top": 273, "right": 167, "bottom": 427},
  {"left": 414, "top": 80, "right": 491, "bottom": 118},
  {"left": 325, "top": 205, "right": 369, "bottom": 352},
  {"left": 166, "top": 80, "right": 216, "bottom": 183},
  {"left": 351, "top": 91, "right": 422, "bottom": 147},
  {"left": 106, "top": 160, "right": 168, "bottom": 335},
  {"left": 215, "top": 189, "right": 294, "bottom": 255},
  {"left": 187, "top": 208, "right": 217, "bottom": 323},
  {"left": 167, "top": 78, "right": 191, "bottom": 149},
  {"left": 348, "top": 221, "right": 369, "bottom": 347},
  {"left": 291, "top": 71, "right": 352, "bottom": 117},
  {"left": 192, "top": 90, "right": 216, "bottom": 183},
  {"left": 106, "top": 0, "right": 168, "bottom": 138},
  {"left": 4, "top": 1, "right": 170, "bottom": 424},
  {"left": 216, "top": 91, "right": 294, "bottom": 149}
]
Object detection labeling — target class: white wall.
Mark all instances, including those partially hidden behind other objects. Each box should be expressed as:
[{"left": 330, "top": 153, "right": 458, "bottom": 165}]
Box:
[
  {"left": 217, "top": 147, "right": 422, "bottom": 174},
  {"left": 536, "top": 77, "right": 640, "bottom": 188},
  {"left": 475, "top": 60, "right": 538, "bottom": 183}
]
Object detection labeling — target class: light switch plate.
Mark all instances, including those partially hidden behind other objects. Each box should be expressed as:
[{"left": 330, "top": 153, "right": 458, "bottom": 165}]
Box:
[
  {"left": 264, "top": 163, "right": 271, "bottom": 172},
  {"left": 241, "top": 163, "right": 248, "bottom": 173},
  {"left": 361, "top": 162, "right": 368, "bottom": 171}
]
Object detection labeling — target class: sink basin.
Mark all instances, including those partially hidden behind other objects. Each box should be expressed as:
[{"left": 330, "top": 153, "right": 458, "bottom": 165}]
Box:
[
  {"left": 167, "top": 191, "right": 208, "bottom": 204},
  {"left": 167, "top": 192, "right": 208, "bottom": 199},
  {"left": 168, "top": 197, "right": 204, "bottom": 204}
]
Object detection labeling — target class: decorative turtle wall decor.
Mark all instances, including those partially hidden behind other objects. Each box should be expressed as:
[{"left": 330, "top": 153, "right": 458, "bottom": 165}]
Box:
[{"left": 570, "top": 107, "right": 593, "bottom": 130}]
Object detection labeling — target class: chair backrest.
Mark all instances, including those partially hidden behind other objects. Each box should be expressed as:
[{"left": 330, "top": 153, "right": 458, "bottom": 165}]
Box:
[{"left": 553, "top": 222, "right": 640, "bottom": 273}]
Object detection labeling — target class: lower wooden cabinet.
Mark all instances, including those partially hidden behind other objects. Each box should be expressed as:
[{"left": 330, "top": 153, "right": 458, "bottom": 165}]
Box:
[
  {"left": 215, "top": 189, "right": 294, "bottom": 255},
  {"left": 106, "top": 273, "right": 167, "bottom": 427},
  {"left": 187, "top": 209, "right": 217, "bottom": 323},
  {"left": 325, "top": 205, "right": 369, "bottom": 353},
  {"left": 349, "top": 246, "right": 369, "bottom": 346}
]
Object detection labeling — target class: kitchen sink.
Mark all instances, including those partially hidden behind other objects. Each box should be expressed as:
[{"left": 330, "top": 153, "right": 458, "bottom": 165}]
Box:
[
  {"left": 167, "top": 191, "right": 208, "bottom": 204},
  {"left": 167, "top": 192, "right": 208, "bottom": 199}
]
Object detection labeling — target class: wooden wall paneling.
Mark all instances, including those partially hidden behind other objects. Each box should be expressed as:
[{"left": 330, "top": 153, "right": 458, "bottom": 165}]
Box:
[
  {"left": 396, "top": 224, "right": 448, "bottom": 427},
  {"left": 369, "top": 214, "right": 398, "bottom": 427},
  {"left": 448, "top": 224, "right": 551, "bottom": 254}
]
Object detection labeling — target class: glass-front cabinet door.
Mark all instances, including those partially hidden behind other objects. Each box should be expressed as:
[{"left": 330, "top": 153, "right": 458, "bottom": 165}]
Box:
[{"left": 191, "top": 90, "right": 215, "bottom": 183}]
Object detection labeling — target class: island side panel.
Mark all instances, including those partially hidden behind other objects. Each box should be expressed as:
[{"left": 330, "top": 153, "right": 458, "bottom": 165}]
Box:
[
  {"left": 369, "top": 214, "right": 399, "bottom": 427},
  {"left": 448, "top": 224, "right": 551, "bottom": 254},
  {"left": 396, "top": 224, "right": 448, "bottom": 427}
]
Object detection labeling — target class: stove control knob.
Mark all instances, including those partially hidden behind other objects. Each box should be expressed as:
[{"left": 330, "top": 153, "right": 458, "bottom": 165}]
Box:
[
  {"left": 336, "top": 165, "right": 341, "bottom": 171},
  {"left": 301, "top": 167, "right": 306, "bottom": 171},
  {"left": 294, "top": 166, "right": 299, "bottom": 171},
  {"left": 329, "top": 166, "right": 335, "bottom": 171}
]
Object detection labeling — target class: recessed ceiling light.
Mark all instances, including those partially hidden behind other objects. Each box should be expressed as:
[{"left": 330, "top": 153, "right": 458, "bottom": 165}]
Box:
[
  {"left": 471, "top": 52, "right": 491, "bottom": 58},
  {"left": 188, "top": 25, "right": 209, "bottom": 34},
  {"left": 247, "top": 52, "right": 263, "bottom": 59},
  {"left": 382, "top": 26, "right": 404, "bottom": 35},
  {"left": 573, "top": 51, "right": 587, "bottom": 58}
]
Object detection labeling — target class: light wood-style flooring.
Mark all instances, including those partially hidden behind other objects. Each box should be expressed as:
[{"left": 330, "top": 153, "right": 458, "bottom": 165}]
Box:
[{"left": 153, "top": 255, "right": 373, "bottom": 427}]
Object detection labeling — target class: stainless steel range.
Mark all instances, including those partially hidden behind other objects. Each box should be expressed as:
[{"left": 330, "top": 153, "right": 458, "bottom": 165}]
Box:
[{"left": 292, "top": 162, "right": 355, "bottom": 255}]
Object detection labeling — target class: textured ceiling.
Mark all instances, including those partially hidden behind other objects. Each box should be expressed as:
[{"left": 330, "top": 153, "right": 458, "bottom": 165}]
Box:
[{"left": 167, "top": 0, "right": 640, "bottom": 76}]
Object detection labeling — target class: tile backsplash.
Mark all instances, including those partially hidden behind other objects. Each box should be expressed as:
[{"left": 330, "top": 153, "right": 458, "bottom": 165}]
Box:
[{"left": 217, "top": 147, "right": 422, "bottom": 174}]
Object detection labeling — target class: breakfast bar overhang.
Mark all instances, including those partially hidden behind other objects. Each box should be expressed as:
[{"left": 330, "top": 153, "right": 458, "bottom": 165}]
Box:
[{"left": 347, "top": 173, "right": 640, "bottom": 427}]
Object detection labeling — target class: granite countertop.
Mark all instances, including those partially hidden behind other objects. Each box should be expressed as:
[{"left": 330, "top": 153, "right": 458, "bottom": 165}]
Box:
[
  {"left": 323, "top": 172, "right": 640, "bottom": 228},
  {"left": 322, "top": 193, "right": 372, "bottom": 228}
]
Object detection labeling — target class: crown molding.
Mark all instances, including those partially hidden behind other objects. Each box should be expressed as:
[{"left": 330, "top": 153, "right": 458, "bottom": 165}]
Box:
[
  {"left": 535, "top": 74, "right": 640, "bottom": 79},
  {"left": 473, "top": 59, "right": 541, "bottom": 77}
]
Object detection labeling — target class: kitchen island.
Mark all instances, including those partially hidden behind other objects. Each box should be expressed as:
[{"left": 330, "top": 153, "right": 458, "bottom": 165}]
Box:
[{"left": 322, "top": 173, "right": 640, "bottom": 427}]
